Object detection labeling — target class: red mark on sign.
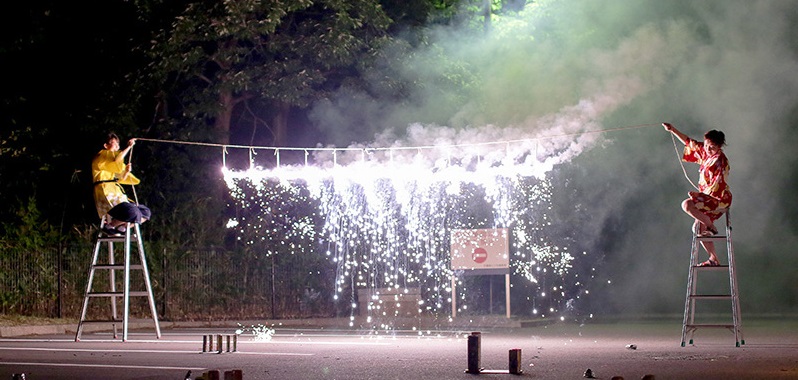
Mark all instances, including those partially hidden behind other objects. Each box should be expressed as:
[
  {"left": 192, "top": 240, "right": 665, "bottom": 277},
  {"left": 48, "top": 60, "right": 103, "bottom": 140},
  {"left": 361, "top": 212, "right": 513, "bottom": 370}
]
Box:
[{"left": 472, "top": 248, "right": 488, "bottom": 264}]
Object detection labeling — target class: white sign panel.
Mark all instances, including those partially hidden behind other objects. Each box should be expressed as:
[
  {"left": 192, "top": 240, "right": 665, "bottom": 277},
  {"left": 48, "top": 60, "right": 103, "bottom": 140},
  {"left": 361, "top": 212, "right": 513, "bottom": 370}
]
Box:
[{"left": 450, "top": 228, "right": 509, "bottom": 271}]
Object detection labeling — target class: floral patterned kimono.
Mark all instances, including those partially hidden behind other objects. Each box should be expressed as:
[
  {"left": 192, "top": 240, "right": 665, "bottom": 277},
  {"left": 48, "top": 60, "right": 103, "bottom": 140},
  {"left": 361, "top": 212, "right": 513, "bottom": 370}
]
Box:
[{"left": 683, "top": 138, "right": 732, "bottom": 221}]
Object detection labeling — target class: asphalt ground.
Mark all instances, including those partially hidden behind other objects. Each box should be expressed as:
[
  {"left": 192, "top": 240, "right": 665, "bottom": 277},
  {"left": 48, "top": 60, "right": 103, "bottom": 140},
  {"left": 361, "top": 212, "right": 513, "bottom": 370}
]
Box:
[{"left": 0, "top": 318, "right": 796, "bottom": 380}]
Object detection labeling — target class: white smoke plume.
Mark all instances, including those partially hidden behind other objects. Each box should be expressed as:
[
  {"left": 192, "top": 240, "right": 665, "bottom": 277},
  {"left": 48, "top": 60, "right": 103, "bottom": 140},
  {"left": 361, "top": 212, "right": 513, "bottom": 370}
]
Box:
[{"left": 296, "top": 0, "right": 798, "bottom": 315}]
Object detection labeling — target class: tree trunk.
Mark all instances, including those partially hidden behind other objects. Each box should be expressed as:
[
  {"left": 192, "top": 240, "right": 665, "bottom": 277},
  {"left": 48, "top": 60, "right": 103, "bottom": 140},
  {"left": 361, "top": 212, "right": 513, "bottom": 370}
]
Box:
[
  {"left": 272, "top": 101, "right": 291, "bottom": 146},
  {"left": 483, "top": 0, "right": 492, "bottom": 33},
  {"left": 215, "top": 90, "right": 234, "bottom": 145}
]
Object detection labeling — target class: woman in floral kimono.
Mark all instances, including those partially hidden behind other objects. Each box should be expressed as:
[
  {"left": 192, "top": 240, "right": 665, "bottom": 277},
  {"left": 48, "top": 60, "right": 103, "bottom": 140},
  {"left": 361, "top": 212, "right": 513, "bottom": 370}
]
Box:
[{"left": 663, "top": 123, "right": 732, "bottom": 267}]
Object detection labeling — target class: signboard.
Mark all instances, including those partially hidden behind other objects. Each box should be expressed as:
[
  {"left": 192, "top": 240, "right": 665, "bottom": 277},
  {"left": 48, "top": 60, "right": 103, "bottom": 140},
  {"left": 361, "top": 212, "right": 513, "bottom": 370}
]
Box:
[{"left": 450, "top": 228, "right": 509, "bottom": 272}]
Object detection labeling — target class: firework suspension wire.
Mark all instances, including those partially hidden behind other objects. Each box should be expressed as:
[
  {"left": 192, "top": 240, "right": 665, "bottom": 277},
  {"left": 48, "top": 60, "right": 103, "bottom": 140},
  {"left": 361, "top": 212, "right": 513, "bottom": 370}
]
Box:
[{"left": 133, "top": 123, "right": 663, "bottom": 168}]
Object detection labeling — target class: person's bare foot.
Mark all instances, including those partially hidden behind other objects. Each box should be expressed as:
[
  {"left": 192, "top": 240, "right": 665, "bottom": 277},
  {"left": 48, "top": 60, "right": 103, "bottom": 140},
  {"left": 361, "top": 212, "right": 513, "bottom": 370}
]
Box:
[{"left": 697, "top": 258, "right": 720, "bottom": 267}]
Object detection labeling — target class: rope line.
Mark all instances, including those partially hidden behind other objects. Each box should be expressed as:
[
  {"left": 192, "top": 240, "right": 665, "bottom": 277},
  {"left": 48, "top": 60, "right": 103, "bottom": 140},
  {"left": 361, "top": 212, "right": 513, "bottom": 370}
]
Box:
[
  {"left": 670, "top": 133, "right": 700, "bottom": 191},
  {"left": 134, "top": 123, "right": 661, "bottom": 153},
  {"left": 128, "top": 145, "right": 140, "bottom": 204}
]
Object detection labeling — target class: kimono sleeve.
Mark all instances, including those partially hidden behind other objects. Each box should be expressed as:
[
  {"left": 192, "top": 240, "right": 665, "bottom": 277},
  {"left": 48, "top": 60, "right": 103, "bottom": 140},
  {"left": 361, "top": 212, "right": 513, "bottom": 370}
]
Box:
[
  {"left": 118, "top": 173, "right": 141, "bottom": 186},
  {"left": 682, "top": 138, "right": 704, "bottom": 164},
  {"left": 96, "top": 150, "right": 126, "bottom": 174}
]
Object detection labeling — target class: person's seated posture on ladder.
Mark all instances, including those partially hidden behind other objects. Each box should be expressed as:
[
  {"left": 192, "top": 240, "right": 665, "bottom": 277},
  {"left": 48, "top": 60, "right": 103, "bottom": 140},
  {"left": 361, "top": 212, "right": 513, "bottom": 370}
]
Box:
[
  {"left": 92, "top": 133, "right": 151, "bottom": 236},
  {"left": 663, "top": 123, "right": 732, "bottom": 267}
]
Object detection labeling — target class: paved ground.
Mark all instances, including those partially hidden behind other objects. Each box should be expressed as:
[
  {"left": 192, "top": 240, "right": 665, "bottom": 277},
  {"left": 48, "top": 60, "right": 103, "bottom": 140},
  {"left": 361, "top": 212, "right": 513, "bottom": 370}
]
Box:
[{"left": 0, "top": 317, "right": 796, "bottom": 379}]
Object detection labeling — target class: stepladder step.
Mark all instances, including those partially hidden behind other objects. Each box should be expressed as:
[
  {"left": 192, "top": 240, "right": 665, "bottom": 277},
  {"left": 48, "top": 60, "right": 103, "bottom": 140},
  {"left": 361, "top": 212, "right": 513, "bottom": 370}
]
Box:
[
  {"left": 685, "top": 324, "right": 736, "bottom": 329},
  {"left": 79, "top": 319, "right": 124, "bottom": 324},
  {"left": 88, "top": 291, "right": 151, "bottom": 297},
  {"left": 689, "top": 294, "right": 732, "bottom": 299},
  {"left": 92, "top": 264, "right": 144, "bottom": 270}
]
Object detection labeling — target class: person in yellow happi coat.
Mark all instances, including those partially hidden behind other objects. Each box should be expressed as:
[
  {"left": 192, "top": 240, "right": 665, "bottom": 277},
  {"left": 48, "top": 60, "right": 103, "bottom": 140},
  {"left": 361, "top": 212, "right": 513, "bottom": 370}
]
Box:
[{"left": 92, "top": 133, "right": 151, "bottom": 235}]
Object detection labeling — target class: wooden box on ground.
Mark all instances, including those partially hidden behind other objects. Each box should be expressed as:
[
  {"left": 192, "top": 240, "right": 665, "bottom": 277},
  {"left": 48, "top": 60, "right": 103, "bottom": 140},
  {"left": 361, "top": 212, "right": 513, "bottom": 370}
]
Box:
[{"left": 357, "top": 287, "right": 421, "bottom": 317}]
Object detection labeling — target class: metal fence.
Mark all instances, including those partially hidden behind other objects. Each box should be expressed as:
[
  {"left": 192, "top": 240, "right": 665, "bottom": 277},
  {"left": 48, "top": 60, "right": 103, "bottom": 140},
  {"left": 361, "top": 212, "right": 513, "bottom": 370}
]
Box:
[
  {"left": 1, "top": 241, "right": 575, "bottom": 322},
  {"left": 0, "top": 242, "right": 339, "bottom": 321}
]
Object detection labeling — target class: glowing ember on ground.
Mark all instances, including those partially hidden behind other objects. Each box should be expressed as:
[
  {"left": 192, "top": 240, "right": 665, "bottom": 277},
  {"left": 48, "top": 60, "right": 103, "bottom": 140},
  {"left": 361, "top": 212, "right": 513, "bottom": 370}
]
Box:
[{"left": 237, "top": 323, "right": 276, "bottom": 341}]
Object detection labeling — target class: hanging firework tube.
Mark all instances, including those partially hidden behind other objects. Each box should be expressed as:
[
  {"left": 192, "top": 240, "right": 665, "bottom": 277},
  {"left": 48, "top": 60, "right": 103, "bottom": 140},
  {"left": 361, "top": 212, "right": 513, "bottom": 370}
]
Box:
[{"left": 248, "top": 148, "right": 256, "bottom": 170}]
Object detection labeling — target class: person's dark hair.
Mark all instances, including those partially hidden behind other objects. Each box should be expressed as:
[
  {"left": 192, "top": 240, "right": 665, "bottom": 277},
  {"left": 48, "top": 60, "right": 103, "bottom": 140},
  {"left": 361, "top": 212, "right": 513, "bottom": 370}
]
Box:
[
  {"left": 105, "top": 132, "right": 120, "bottom": 145},
  {"left": 704, "top": 130, "right": 726, "bottom": 147}
]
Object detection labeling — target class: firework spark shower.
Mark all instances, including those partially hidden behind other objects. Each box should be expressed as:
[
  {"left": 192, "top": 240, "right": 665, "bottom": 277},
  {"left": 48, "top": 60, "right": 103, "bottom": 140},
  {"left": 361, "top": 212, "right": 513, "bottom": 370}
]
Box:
[
  {"left": 222, "top": 120, "right": 658, "bottom": 324},
  {"left": 223, "top": 144, "right": 579, "bottom": 323}
]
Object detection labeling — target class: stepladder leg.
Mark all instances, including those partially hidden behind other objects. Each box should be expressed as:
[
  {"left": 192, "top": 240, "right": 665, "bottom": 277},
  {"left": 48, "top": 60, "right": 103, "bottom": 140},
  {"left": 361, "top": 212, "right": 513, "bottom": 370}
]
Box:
[
  {"left": 681, "top": 233, "right": 700, "bottom": 346},
  {"left": 134, "top": 223, "right": 162, "bottom": 338},
  {"left": 76, "top": 238, "right": 104, "bottom": 342},
  {"left": 108, "top": 241, "right": 119, "bottom": 340}
]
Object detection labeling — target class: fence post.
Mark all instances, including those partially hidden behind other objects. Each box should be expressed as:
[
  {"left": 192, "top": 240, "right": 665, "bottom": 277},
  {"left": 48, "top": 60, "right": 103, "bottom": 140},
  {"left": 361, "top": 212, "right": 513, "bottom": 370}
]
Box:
[
  {"left": 271, "top": 255, "right": 276, "bottom": 319},
  {"left": 57, "top": 243, "right": 63, "bottom": 318},
  {"left": 161, "top": 248, "right": 167, "bottom": 320}
]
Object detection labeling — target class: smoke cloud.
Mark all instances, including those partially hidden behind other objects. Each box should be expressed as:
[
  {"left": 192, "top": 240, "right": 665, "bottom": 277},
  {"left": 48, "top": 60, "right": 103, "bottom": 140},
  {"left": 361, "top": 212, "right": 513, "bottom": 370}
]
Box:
[{"left": 306, "top": 0, "right": 798, "bottom": 315}]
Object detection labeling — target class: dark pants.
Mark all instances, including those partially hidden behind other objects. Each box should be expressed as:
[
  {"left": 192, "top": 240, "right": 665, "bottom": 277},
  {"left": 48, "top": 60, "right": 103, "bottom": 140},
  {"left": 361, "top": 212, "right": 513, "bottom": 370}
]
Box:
[{"left": 108, "top": 202, "right": 152, "bottom": 224}]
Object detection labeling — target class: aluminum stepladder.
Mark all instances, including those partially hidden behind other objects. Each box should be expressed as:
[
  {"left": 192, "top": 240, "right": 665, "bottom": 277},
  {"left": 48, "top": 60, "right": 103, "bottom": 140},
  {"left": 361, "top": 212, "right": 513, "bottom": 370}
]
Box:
[
  {"left": 681, "top": 209, "right": 744, "bottom": 347},
  {"left": 75, "top": 222, "right": 161, "bottom": 341}
]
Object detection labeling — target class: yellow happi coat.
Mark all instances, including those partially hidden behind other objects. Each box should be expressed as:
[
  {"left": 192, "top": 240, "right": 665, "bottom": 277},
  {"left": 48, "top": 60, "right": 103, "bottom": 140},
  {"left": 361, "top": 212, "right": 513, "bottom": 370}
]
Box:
[{"left": 91, "top": 149, "right": 140, "bottom": 219}]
